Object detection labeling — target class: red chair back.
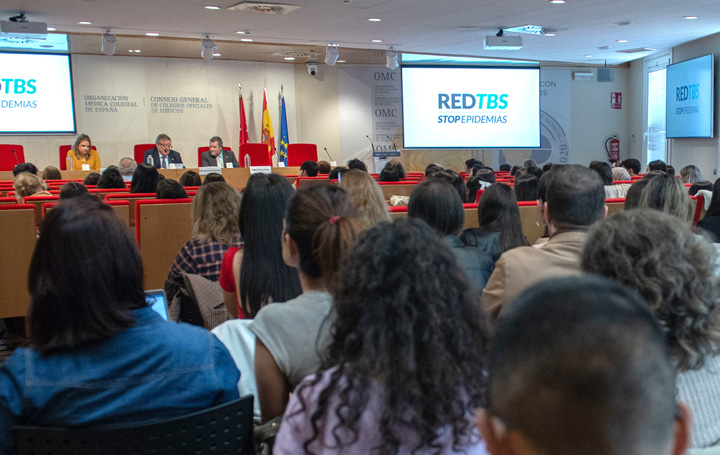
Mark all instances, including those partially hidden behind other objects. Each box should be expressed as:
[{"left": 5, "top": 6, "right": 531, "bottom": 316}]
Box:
[
  {"left": 0, "top": 145, "right": 25, "bottom": 171},
  {"left": 59, "top": 145, "right": 97, "bottom": 170},
  {"left": 198, "top": 146, "right": 210, "bottom": 166},
  {"left": 239, "top": 143, "right": 271, "bottom": 167},
  {"left": 287, "top": 143, "right": 318, "bottom": 167},
  {"left": 134, "top": 144, "right": 156, "bottom": 165}
]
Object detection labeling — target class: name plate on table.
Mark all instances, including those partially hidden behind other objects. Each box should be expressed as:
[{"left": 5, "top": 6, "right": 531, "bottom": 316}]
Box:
[
  {"left": 81, "top": 164, "right": 90, "bottom": 171},
  {"left": 250, "top": 166, "right": 272, "bottom": 175},
  {"left": 199, "top": 166, "right": 222, "bottom": 176},
  {"left": 168, "top": 163, "right": 184, "bottom": 169}
]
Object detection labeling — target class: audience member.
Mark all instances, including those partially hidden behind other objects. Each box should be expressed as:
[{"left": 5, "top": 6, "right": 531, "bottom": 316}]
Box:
[
  {"left": 478, "top": 275, "right": 690, "bottom": 455},
  {"left": 202, "top": 172, "right": 226, "bottom": 184},
  {"left": 317, "top": 160, "right": 331, "bottom": 175},
  {"left": 346, "top": 158, "right": 367, "bottom": 172},
  {"left": 513, "top": 173, "right": 539, "bottom": 202},
  {"left": 220, "top": 174, "right": 301, "bottom": 319},
  {"left": 339, "top": 170, "right": 390, "bottom": 231},
  {"left": 155, "top": 179, "right": 188, "bottom": 199},
  {"left": 638, "top": 172, "right": 693, "bottom": 224},
  {"left": 624, "top": 178, "right": 650, "bottom": 209},
  {"left": 164, "top": 182, "right": 242, "bottom": 314},
  {"left": 118, "top": 157, "right": 137, "bottom": 181},
  {"left": 276, "top": 218, "right": 491, "bottom": 455},
  {"left": 697, "top": 178, "right": 720, "bottom": 242},
  {"left": 582, "top": 209, "right": 720, "bottom": 449},
  {"left": 328, "top": 166, "right": 348, "bottom": 181},
  {"left": 58, "top": 182, "right": 89, "bottom": 200},
  {"left": 589, "top": 160, "right": 613, "bottom": 185},
  {"left": 409, "top": 180, "right": 494, "bottom": 290},
  {"left": 647, "top": 159, "right": 668, "bottom": 173},
  {"left": 250, "top": 185, "right": 360, "bottom": 422},
  {"left": 179, "top": 170, "right": 202, "bottom": 187},
  {"left": 41, "top": 166, "right": 61, "bottom": 181},
  {"left": 667, "top": 165, "right": 676, "bottom": 176},
  {"left": 681, "top": 165, "right": 704, "bottom": 184},
  {"left": 522, "top": 158, "right": 537, "bottom": 169},
  {"left": 622, "top": 158, "right": 642, "bottom": 176},
  {"left": 476, "top": 167, "right": 497, "bottom": 184},
  {"left": 689, "top": 180, "right": 713, "bottom": 196},
  {"left": 12, "top": 163, "right": 37, "bottom": 177},
  {"left": 611, "top": 163, "right": 632, "bottom": 181},
  {"left": 499, "top": 163, "right": 511, "bottom": 172},
  {"left": 143, "top": 133, "right": 183, "bottom": 169},
  {"left": 465, "top": 158, "right": 480, "bottom": 173},
  {"left": 299, "top": 160, "right": 319, "bottom": 177},
  {"left": 13, "top": 172, "right": 50, "bottom": 203},
  {"left": 378, "top": 167, "right": 399, "bottom": 182},
  {"left": 129, "top": 163, "right": 161, "bottom": 193},
  {"left": 383, "top": 160, "right": 406, "bottom": 178},
  {"left": 97, "top": 167, "right": 127, "bottom": 189},
  {"left": 82, "top": 172, "right": 101, "bottom": 186},
  {"left": 482, "top": 165, "right": 606, "bottom": 319},
  {"left": 509, "top": 165, "right": 523, "bottom": 176},
  {"left": 429, "top": 169, "right": 467, "bottom": 203},
  {"left": 200, "top": 136, "right": 240, "bottom": 168},
  {"left": 542, "top": 162, "right": 553, "bottom": 173},
  {"left": 65, "top": 134, "right": 101, "bottom": 171},
  {"left": 523, "top": 166, "right": 543, "bottom": 180},
  {"left": 465, "top": 175, "right": 484, "bottom": 203},
  {"left": 0, "top": 196, "right": 239, "bottom": 452},
  {"left": 424, "top": 163, "right": 444, "bottom": 179}
]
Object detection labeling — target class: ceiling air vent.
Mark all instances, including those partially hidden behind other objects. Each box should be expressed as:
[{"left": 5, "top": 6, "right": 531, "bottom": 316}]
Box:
[
  {"left": 271, "top": 50, "right": 320, "bottom": 59},
  {"left": 228, "top": 2, "right": 301, "bottom": 14},
  {"left": 616, "top": 47, "right": 657, "bottom": 54}
]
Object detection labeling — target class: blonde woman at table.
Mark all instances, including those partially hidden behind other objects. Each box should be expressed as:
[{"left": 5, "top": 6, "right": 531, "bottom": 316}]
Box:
[{"left": 66, "top": 134, "right": 101, "bottom": 171}]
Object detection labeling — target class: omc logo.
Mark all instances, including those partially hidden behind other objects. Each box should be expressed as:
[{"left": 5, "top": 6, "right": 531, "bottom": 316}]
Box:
[{"left": 0, "top": 78, "right": 37, "bottom": 95}]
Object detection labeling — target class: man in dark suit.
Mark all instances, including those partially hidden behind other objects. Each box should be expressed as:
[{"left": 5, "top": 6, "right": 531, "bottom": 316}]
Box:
[
  {"left": 143, "top": 134, "right": 184, "bottom": 169},
  {"left": 200, "top": 136, "right": 240, "bottom": 168}
]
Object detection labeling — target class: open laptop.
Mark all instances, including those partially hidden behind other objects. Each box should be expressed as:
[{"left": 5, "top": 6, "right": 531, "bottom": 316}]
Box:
[{"left": 145, "top": 289, "right": 169, "bottom": 320}]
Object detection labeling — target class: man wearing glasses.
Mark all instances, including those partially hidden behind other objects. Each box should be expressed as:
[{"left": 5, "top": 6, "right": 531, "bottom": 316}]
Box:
[{"left": 143, "top": 134, "right": 184, "bottom": 169}]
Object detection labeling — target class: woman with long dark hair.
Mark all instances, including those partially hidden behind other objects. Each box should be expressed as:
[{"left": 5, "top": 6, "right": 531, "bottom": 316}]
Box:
[
  {"left": 275, "top": 218, "right": 491, "bottom": 454},
  {"left": 130, "top": 163, "right": 161, "bottom": 193}
]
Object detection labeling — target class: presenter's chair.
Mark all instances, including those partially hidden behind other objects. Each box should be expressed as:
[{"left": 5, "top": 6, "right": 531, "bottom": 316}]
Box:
[
  {"left": 239, "top": 143, "right": 271, "bottom": 168},
  {"left": 198, "top": 146, "right": 210, "bottom": 167},
  {"left": 134, "top": 143, "right": 156, "bottom": 166},
  {"left": 13, "top": 395, "right": 255, "bottom": 455},
  {"left": 59, "top": 145, "right": 98, "bottom": 170},
  {"left": 287, "top": 143, "right": 318, "bottom": 167},
  {"left": 0, "top": 145, "right": 25, "bottom": 171}
]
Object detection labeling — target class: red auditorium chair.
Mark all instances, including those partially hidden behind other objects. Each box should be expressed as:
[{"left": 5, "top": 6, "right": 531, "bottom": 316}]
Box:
[
  {"left": 0, "top": 145, "right": 25, "bottom": 171},
  {"left": 198, "top": 146, "right": 210, "bottom": 166},
  {"left": 134, "top": 144, "right": 156, "bottom": 166},
  {"left": 287, "top": 143, "right": 318, "bottom": 167},
  {"left": 238, "top": 143, "right": 271, "bottom": 168},
  {"left": 59, "top": 145, "right": 98, "bottom": 170}
]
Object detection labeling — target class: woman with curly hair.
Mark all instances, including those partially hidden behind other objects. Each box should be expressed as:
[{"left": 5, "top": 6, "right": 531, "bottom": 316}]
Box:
[
  {"left": 275, "top": 218, "right": 492, "bottom": 455},
  {"left": 581, "top": 209, "right": 720, "bottom": 449}
]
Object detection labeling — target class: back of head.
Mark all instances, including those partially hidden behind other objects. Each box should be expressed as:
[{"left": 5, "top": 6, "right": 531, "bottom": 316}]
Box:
[
  {"left": 13, "top": 162, "right": 37, "bottom": 177},
  {"left": 14, "top": 172, "right": 46, "bottom": 200},
  {"left": 428, "top": 169, "right": 467, "bottom": 203},
  {"left": 408, "top": 180, "right": 464, "bottom": 236},
  {"left": 300, "top": 160, "right": 319, "bottom": 177},
  {"left": 522, "top": 158, "right": 537, "bottom": 169},
  {"left": 542, "top": 162, "right": 553, "bottom": 173},
  {"left": 489, "top": 275, "right": 676, "bottom": 455},
  {"left": 178, "top": 170, "right": 202, "bottom": 187},
  {"left": 383, "top": 160, "right": 406, "bottom": 178},
  {"left": 339, "top": 170, "right": 389, "bottom": 230},
  {"left": 192, "top": 182, "right": 240, "bottom": 245},
  {"left": 523, "top": 166, "right": 543, "bottom": 180},
  {"left": 509, "top": 165, "right": 523, "bottom": 177},
  {"left": 667, "top": 165, "right": 676, "bottom": 176},
  {"left": 465, "top": 175, "right": 483, "bottom": 203},
  {"left": 328, "top": 167, "right": 348, "bottom": 181},
  {"left": 97, "top": 168, "right": 127, "bottom": 189},
  {"left": 637, "top": 173, "right": 693, "bottom": 224},
  {"left": 681, "top": 165, "right": 703, "bottom": 184},
  {"left": 582, "top": 209, "right": 720, "bottom": 371},
  {"left": 155, "top": 179, "right": 188, "bottom": 199},
  {"left": 83, "top": 172, "right": 101, "bottom": 186},
  {"left": 513, "top": 173, "right": 539, "bottom": 202},
  {"left": 317, "top": 160, "right": 331, "bottom": 175},
  {"left": 59, "top": 182, "right": 89, "bottom": 200},
  {"left": 346, "top": 158, "right": 367, "bottom": 172},
  {"left": 479, "top": 183, "right": 528, "bottom": 251},
  {"left": 499, "top": 163, "right": 512, "bottom": 172},
  {"left": 42, "top": 166, "right": 62, "bottom": 181},
  {"left": 623, "top": 158, "right": 641, "bottom": 175},
  {"left": 689, "top": 180, "right": 712, "bottom": 196},
  {"left": 378, "top": 168, "right": 399, "bottom": 182},
  {"left": 465, "top": 158, "right": 479, "bottom": 170},
  {"left": 202, "top": 172, "right": 226, "bottom": 184},
  {"left": 648, "top": 159, "right": 668, "bottom": 172},
  {"left": 29, "top": 195, "right": 145, "bottom": 354},
  {"left": 130, "top": 163, "right": 161, "bottom": 193},
  {"left": 624, "top": 178, "right": 650, "bottom": 209},
  {"left": 476, "top": 167, "right": 496, "bottom": 184},
  {"left": 118, "top": 157, "right": 137, "bottom": 177},
  {"left": 589, "top": 161, "right": 613, "bottom": 185},
  {"left": 705, "top": 178, "right": 720, "bottom": 217},
  {"left": 546, "top": 165, "right": 605, "bottom": 228},
  {"left": 424, "top": 163, "right": 444, "bottom": 178}
]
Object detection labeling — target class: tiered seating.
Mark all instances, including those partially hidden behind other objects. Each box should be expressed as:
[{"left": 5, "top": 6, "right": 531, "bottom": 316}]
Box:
[
  {"left": 0, "top": 204, "right": 36, "bottom": 317},
  {"left": 42, "top": 200, "right": 131, "bottom": 227},
  {"left": 106, "top": 193, "right": 156, "bottom": 227},
  {"left": 0, "top": 145, "right": 24, "bottom": 171},
  {"left": 287, "top": 143, "right": 318, "bottom": 167}
]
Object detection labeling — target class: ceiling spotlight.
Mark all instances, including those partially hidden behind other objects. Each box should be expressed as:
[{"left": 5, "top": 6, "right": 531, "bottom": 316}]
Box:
[
  {"left": 77, "top": 21, "right": 93, "bottom": 25},
  {"left": 47, "top": 27, "right": 56, "bottom": 31},
  {"left": 544, "top": 32, "right": 556, "bottom": 36},
  {"left": 129, "top": 49, "right": 141, "bottom": 53},
  {"left": 325, "top": 43, "right": 339, "bottom": 66},
  {"left": 201, "top": 35, "right": 217, "bottom": 60},
  {"left": 616, "top": 39, "right": 628, "bottom": 43},
  {"left": 549, "top": 0, "right": 565, "bottom": 3},
  {"left": 337, "top": 60, "right": 346, "bottom": 63},
  {"left": 146, "top": 32, "right": 160, "bottom": 36},
  {"left": 101, "top": 29, "right": 117, "bottom": 56},
  {"left": 284, "top": 56, "right": 295, "bottom": 60},
  {"left": 584, "top": 54, "right": 594, "bottom": 58},
  {"left": 368, "top": 18, "right": 382, "bottom": 22},
  {"left": 240, "top": 38, "right": 253, "bottom": 42},
  {"left": 386, "top": 47, "right": 398, "bottom": 70},
  {"left": 684, "top": 16, "right": 699, "bottom": 19},
  {"left": 236, "top": 30, "right": 249, "bottom": 34},
  {"left": 204, "top": 5, "right": 221, "bottom": 9},
  {"left": 371, "top": 39, "right": 383, "bottom": 43},
  {"left": 213, "top": 53, "right": 221, "bottom": 57}
]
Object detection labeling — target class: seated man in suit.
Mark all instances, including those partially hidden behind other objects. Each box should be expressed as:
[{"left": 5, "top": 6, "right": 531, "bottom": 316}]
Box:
[
  {"left": 143, "top": 134, "right": 184, "bottom": 169},
  {"left": 200, "top": 136, "right": 240, "bottom": 168},
  {"left": 482, "top": 165, "right": 607, "bottom": 319},
  {"left": 478, "top": 276, "right": 691, "bottom": 455}
]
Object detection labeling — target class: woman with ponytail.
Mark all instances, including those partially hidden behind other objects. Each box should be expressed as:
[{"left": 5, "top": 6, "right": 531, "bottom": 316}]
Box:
[{"left": 249, "top": 185, "right": 361, "bottom": 422}]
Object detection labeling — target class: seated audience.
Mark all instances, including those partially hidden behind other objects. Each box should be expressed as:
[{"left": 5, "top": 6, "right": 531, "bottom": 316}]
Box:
[
  {"left": 299, "top": 160, "right": 319, "bottom": 177},
  {"left": 624, "top": 178, "right": 650, "bottom": 209},
  {"left": 482, "top": 165, "right": 606, "bottom": 319},
  {"left": 59, "top": 182, "right": 89, "bottom": 200},
  {"left": 383, "top": 160, "right": 406, "bottom": 178},
  {"left": 65, "top": 134, "right": 101, "bottom": 171},
  {"left": 667, "top": 165, "right": 676, "bottom": 176},
  {"left": 689, "top": 180, "right": 713, "bottom": 196},
  {"left": 429, "top": 169, "right": 467, "bottom": 203},
  {"left": 697, "top": 178, "right": 720, "bottom": 242},
  {"left": 317, "top": 160, "right": 331, "bottom": 175},
  {"left": 220, "top": 174, "right": 301, "bottom": 319},
  {"left": 479, "top": 275, "right": 691, "bottom": 455},
  {"left": 179, "top": 170, "right": 202, "bottom": 187},
  {"left": 276, "top": 218, "right": 491, "bottom": 455},
  {"left": 681, "top": 164, "right": 704, "bottom": 184},
  {"left": 409, "top": 180, "right": 494, "bottom": 290},
  {"left": 97, "top": 167, "right": 127, "bottom": 189},
  {"left": 424, "top": 163, "right": 444, "bottom": 179},
  {"left": 465, "top": 158, "right": 480, "bottom": 174},
  {"left": 164, "top": 182, "right": 242, "bottom": 314},
  {"left": 582, "top": 209, "right": 719, "bottom": 450},
  {"left": 0, "top": 196, "right": 239, "bottom": 452},
  {"left": 41, "top": 166, "right": 61, "bottom": 181},
  {"left": 466, "top": 175, "right": 484, "bottom": 203},
  {"left": 250, "top": 185, "right": 360, "bottom": 422},
  {"left": 523, "top": 165, "right": 543, "bottom": 179},
  {"left": 476, "top": 167, "right": 497, "bottom": 184},
  {"left": 13, "top": 172, "right": 50, "bottom": 203},
  {"left": 461, "top": 183, "right": 529, "bottom": 265},
  {"left": 522, "top": 158, "right": 537, "bottom": 169},
  {"left": 155, "top": 179, "right": 188, "bottom": 199},
  {"left": 542, "top": 162, "right": 553, "bottom": 173},
  {"left": 83, "top": 172, "right": 101, "bottom": 186},
  {"left": 509, "top": 165, "right": 523, "bottom": 177},
  {"left": 118, "top": 157, "right": 137, "bottom": 181},
  {"left": 346, "top": 158, "right": 367, "bottom": 172},
  {"left": 611, "top": 164, "right": 632, "bottom": 181},
  {"left": 513, "top": 173, "right": 539, "bottom": 202},
  {"left": 638, "top": 172, "right": 693, "bottom": 224},
  {"left": 591, "top": 160, "right": 630, "bottom": 198},
  {"left": 328, "top": 166, "right": 348, "bottom": 181},
  {"left": 202, "top": 172, "right": 226, "bottom": 184},
  {"left": 378, "top": 167, "right": 399, "bottom": 182},
  {"left": 339, "top": 170, "right": 390, "bottom": 231},
  {"left": 623, "top": 158, "right": 642, "bottom": 177},
  {"left": 647, "top": 159, "right": 668, "bottom": 173},
  {"left": 499, "top": 163, "right": 512, "bottom": 172},
  {"left": 12, "top": 163, "right": 37, "bottom": 177},
  {"left": 129, "top": 163, "right": 161, "bottom": 193}
]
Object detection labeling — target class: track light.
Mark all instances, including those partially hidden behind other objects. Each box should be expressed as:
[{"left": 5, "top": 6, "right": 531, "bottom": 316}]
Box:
[
  {"left": 325, "top": 43, "right": 339, "bottom": 66},
  {"left": 201, "top": 35, "right": 216, "bottom": 60},
  {"left": 386, "top": 47, "right": 398, "bottom": 69},
  {"left": 102, "top": 29, "right": 117, "bottom": 56}
]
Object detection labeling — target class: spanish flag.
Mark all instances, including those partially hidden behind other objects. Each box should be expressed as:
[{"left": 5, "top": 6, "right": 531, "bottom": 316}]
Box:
[{"left": 261, "top": 88, "right": 275, "bottom": 155}]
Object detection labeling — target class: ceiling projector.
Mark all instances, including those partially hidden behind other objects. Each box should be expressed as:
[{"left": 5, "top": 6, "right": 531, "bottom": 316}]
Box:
[
  {"left": 1, "top": 20, "right": 48, "bottom": 39},
  {"left": 484, "top": 35, "right": 522, "bottom": 50}
]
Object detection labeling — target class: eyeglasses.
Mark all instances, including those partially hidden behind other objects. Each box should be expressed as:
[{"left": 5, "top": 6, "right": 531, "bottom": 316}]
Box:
[{"left": 158, "top": 142, "right": 172, "bottom": 149}]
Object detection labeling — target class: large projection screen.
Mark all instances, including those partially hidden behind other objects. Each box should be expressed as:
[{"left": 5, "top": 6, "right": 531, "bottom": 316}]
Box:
[
  {"left": 402, "top": 66, "right": 540, "bottom": 148},
  {"left": 0, "top": 52, "right": 76, "bottom": 134}
]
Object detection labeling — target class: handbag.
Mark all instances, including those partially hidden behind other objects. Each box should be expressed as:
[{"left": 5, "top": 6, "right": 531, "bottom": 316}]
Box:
[{"left": 254, "top": 416, "right": 282, "bottom": 455}]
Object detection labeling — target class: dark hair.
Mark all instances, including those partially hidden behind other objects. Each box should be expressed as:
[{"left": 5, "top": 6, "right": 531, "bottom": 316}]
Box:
[
  {"left": 378, "top": 168, "right": 399, "bottom": 182},
  {"left": 424, "top": 163, "right": 444, "bottom": 178},
  {"left": 130, "top": 163, "right": 161, "bottom": 193},
  {"left": 522, "top": 158, "right": 537, "bottom": 169},
  {"left": 465, "top": 158, "right": 479, "bottom": 169},
  {"left": 509, "top": 165, "right": 522, "bottom": 177},
  {"left": 705, "top": 178, "right": 720, "bottom": 217},
  {"left": 477, "top": 183, "right": 529, "bottom": 251},
  {"left": 155, "top": 133, "right": 171, "bottom": 144},
  {"left": 300, "top": 160, "right": 319, "bottom": 177},
  {"left": 202, "top": 172, "right": 226, "bottom": 184},
  {"left": 209, "top": 136, "right": 223, "bottom": 148},
  {"left": 297, "top": 217, "right": 491, "bottom": 455},
  {"left": 59, "top": 182, "right": 89, "bottom": 200},
  {"left": 155, "top": 179, "right": 188, "bottom": 199},
  {"left": 499, "top": 163, "right": 511, "bottom": 171},
  {"left": 546, "top": 165, "right": 605, "bottom": 228},
  {"left": 623, "top": 158, "right": 641, "bottom": 175},
  {"left": 688, "top": 180, "right": 712, "bottom": 196},
  {"left": 666, "top": 165, "right": 676, "bottom": 176},
  {"left": 383, "top": 160, "right": 406, "bottom": 178},
  {"left": 542, "top": 162, "right": 553, "bottom": 173},
  {"left": 428, "top": 169, "right": 467, "bottom": 203},
  {"left": 408, "top": 180, "right": 464, "bottom": 236},
  {"left": 624, "top": 179, "right": 650, "bottom": 209},
  {"left": 284, "top": 185, "right": 360, "bottom": 290},
  {"left": 513, "top": 173, "right": 539, "bottom": 202},
  {"left": 476, "top": 168, "right": 496, "bottom": 184},
  {"left": 317, "top": 161, "right": 331, "bottom": 175},
  {"left": 536, "top": 168, "right": 555, "bottom": 203},
  {"left": 97, "top": 168, "right": 127, "bottom": 189},
  {"left": 648, "top": 159, "right": 667, "bottom": 172},
  {"left": 239, "top": 174, "right": 302, "bottom": 317},
  {"left": 28, "top": 196, "right": 146, "bottom": 354},
  {"left": 346, "top": 158, "right": 367, "bottom": 172},
  {"left": 83, "top": 172, "right": 101, "bottom": 186},
  {"left": 12, "top": 163, "right": 37, "bottom": 177},
  {"left": 465, "top": 176, "right": 483, "bottom": 203},
  {"left": 523, "top": 166, "right": 543, "bottom": 180},
  {"left": 42, "top": 166, "right": 62, "bottom": 180},
  {"left": 589, "top": 161, "right": 613, "bottom": 185},
  {"left": 489, "top": 275, "right": 675, "bottom": 455},
  {"left": 179, "top": 170, "right": 202, "bottom": 187},
  {"left": 328, "top": 167, "right": 348, "bottom": 181}
]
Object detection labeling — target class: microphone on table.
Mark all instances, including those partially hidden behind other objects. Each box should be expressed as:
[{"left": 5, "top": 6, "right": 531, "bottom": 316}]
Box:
[
  {"left": 386, "top": 135, "right": 398, "bottom": 151},
  {"left": 366, "top": 135, "right": 376, "bottom": 154},
  {"left": 324, "top": 147, "right": 333, "bottom": 161},
  {"left": 12, "top": 149, "right": 19, "bottom": 165}
]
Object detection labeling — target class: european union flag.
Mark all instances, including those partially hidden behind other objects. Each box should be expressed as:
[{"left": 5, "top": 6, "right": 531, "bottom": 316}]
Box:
[{"left": 279, "top": 94, "right": 289, "bottom": 166}]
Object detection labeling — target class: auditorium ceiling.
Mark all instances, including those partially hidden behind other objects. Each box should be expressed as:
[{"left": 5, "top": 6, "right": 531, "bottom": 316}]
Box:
[{"left": 2, "top": 0, "right": 720, "bottom": 65}]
